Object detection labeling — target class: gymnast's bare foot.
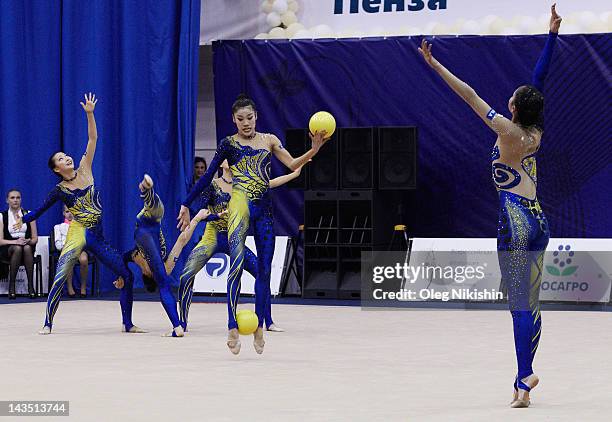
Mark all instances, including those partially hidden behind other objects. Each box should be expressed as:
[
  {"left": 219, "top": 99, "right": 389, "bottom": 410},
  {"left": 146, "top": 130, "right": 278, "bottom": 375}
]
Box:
[
  {"left": 227, "top": 328, "right": 241, "bottom": 355},
  {"left": 511, "top": 374, "right": 539, "bottom": 408},
  {"left": 266, "top": 324, "right": 284, "bottom": 332},
  {"left": 162, "top": 326, "right": 185, "bottom": 337},
  {"left": 122, "top": 324, "right": 148, "bottom": 333},
  {"left": 38, "top": 326, "right": 51, "bottom": 335},
  {"left": 253, "top": 327, "right": 265, "bottom": 354}
]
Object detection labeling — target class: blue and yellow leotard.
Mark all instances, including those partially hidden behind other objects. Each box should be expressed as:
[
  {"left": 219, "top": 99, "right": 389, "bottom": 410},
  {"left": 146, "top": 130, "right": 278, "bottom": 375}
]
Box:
[
  {"left": 179, "top": 179, "right": 261, "bottom": 330},
  {"left": 23, "top": 170, "right": 135, "bottom": 331},
  {"left": 129, "top": 187, "right": 182, "bottom": 329},
  {"left": 492, "top": 31, "right": 557, "bottom": 390},
  {"left": 183, "top": 136, "right": 274, "bottom": 330}
]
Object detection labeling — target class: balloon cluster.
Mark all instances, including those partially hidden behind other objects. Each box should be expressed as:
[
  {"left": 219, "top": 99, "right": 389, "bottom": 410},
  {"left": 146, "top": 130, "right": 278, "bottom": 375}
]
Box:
[
  {"left": 256, "top": 0, "right": 336, "bottom": 39},
  {"left": 255, "top": 5, "right": 612, "bottom": 39}
]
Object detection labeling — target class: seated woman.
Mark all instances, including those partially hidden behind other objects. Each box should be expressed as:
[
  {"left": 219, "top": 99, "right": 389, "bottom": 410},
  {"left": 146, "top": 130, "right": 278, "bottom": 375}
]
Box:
[
  {"left": 54, "top": 205, "right": 90, "bottom": 298},
  {"left": 0, "top": 189, "right": 38, "bottom": 299}
]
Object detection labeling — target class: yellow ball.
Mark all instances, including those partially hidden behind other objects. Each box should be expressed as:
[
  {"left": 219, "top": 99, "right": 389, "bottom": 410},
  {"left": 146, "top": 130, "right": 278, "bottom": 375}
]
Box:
[
  {"left": 236, "top": 309, "right": 259, "bottom": 335},
  {"left": 309, "top": 111, "right": 336, "bottom": 138}
]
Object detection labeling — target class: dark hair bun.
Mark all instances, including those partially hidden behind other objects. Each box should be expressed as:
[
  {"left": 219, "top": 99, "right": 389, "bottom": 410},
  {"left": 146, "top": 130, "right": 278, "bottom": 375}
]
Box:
[
  {"left": 514, "top": 85, "right": 544, "bottom": 130},
  {"left": 232, "top": 94, "right": 257, "bottom": 114}
]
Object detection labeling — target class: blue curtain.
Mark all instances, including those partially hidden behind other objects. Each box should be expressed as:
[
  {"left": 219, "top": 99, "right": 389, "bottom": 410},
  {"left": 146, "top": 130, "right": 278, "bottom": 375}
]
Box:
[
  {"left": 213, "top": 34, "right": 612, "bottom": 239},
  {"left": 0, "top": 0, "right": 200, "bottom": 291}
]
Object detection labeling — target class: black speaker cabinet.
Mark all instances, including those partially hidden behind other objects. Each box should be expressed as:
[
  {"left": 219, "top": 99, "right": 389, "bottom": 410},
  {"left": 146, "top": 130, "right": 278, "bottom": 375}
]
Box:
[
  {"left": 284, "top": 128, "right": 309, "bottom": 189},
  {"left": 378, "top": 127, "right": 417, "bottom": 190},
  {"left": 302, "top": 190, "right": 397, "bottom": 299},
  {"left": 339, "top": 128, "right": 376, "bottom": 190},
  {"left": 303, "top": 191, "right": 339, "bottom": 298},
  {"left": 309, "top": 132, "right": 338, "bottom": 190}
]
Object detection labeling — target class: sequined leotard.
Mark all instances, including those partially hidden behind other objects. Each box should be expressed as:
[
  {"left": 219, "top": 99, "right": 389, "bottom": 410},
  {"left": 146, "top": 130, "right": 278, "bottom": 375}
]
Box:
[
  {"left": 492, "top": 32, "right": 557, "bottom": 390},
  {"left": 183, "top": 136, "right": 274, "bottom": 330},
  {"left": 23, "top": 164, "right": 135, "bottom": 331},
  {"left": 178, "top": 180, "right": 262, "bottom": 330}
]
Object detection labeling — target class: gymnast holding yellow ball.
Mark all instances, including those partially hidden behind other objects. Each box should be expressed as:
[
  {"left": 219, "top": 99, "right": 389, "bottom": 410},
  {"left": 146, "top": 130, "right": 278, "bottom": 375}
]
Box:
[{"left": 178, "top": 94, "right": 334, "bottom": 355}]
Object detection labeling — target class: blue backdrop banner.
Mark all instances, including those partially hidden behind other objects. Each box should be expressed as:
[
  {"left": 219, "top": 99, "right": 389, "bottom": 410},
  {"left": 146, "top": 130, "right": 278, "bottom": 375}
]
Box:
[
  {"left": 212, "top": 34, "right": 611, "bottom": 239},
  {"left": 0, "top": 0, "right": 201, "bottom": 291}
]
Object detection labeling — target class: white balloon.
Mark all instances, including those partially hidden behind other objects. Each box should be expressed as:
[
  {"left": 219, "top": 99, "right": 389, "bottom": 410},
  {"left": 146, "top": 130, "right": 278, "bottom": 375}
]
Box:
[
  {"left": 537, "top": 13, "right": 549, "bottom": 28},
  {"left": 489, "top": 18, "right": 506, "bottom": 34},
  {"left": 561, "top": 23, "right": 580, "bottom": 34},
  {"left": 423, "top": 22, "right": 437, "bottom": 34},
  {"left": 586, "top": 20, "right": 606, "bottom": 33},
  {"left": 293, "top": 29, "right": 313, "bottom": 39},
  {"left": 602, "top": 11, "right": 612, "bottom": 31},
  {"left": 312, "top": 24, "right": 333, "bottom": 38},
  {"left": 431, "top": 23, "right": 449, "bottom": 35},
  {"left": 269, "top": 27, "right": 286, "bottom": 39},
  {"left": 260, "top": 0, "right": 273, "bottom": 14},
  {"left": 480, "top": 15, "right": 499, "bottom": 28},
  {"left": 255, "top": 33, "right": 269, "bottom": 39},
  {"left": 281, "top": 11, "right": 298, "bottom": 26},
  {"left": 285, "top": 22, "right": 304, "bottom": 37},
  {"left": 288, "top": 0, "right": 299, "bottom": 13},
  {"left": 479, "top": 15, "right": 504, "bottom": 34},
  {"left": 499, "top": 27, "right": 519, "bottom": 36},
  {"left": 336, "top": 29, "right": 355, "bottom": 38},
  {"left": 390, "top": 26, "right": 409, "bottom": 36},
  {"left": 367, "top": 26, "right": 385, "bottom": 36},
  {"left": 266, "top": 12, "right": 282, "bottom": 28},
  {"left": 461, "top": 20, "right": 482, "bottom": 35},
  {"left": 273, "top": 0, "right": 289, "bottom": 14},
  {"left": 512, "top": 15, "right": 538, "bottom": 34},
  {"left": 578, "top": 11, "right": 598, "bottom": 27}
]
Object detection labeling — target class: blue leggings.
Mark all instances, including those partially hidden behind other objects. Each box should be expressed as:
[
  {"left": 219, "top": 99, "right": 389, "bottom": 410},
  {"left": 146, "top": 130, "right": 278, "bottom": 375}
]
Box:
[
  {"left": 45, "top": 221, "right": 134, "bottom": 330},
  {"left": 226, "top": 191, "right": 274, "bottom": 330},
  {"left": 134, "top": 188, "right": 181, "bottom": 329},
  {"left": 135, "top": 223, "right": 181, "bottom": 328},
  {"left": 178, "top": 223, "right": 261, "bottom": 330},
  {"left": 497, "top": 191, "right": 549, "bottom": 382}
]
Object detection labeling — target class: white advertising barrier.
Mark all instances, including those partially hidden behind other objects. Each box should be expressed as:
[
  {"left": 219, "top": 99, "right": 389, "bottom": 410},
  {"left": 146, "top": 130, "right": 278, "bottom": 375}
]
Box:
[
  {"left": 0, "top": 236, "right": 49, "bottom": 295},
  {"left": 405, "top": 238, "right": 501, "bottom": 301},
  {"left": 407, "top": 238, "right": 612, "bottom": 302},
  {"left": 193, "top": 236, "right": 289, "bottom": 295},
  {"left": 541, "top": 239, "right": 612, "bottom": 303},
  {"left": 201, "top": 0, "right": 612, "bottom": 43}
]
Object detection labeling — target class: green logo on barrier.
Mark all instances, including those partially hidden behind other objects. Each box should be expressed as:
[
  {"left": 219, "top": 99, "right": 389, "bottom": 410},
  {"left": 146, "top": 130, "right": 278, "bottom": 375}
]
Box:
[{"left": 546, "top": 244, "right": 578, "bottom": 276}]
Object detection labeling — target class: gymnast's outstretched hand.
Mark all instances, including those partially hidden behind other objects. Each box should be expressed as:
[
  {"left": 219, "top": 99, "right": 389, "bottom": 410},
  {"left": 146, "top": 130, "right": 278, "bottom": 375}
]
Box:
[
  {"left": 549, "top": 3, "right": 562, "bottom": 33},
  {"left": 418, "top": 39, "right": 440, "bottom": 70},
  {"left": 80, "top": 92, "right": 98, "bottom": 113}
]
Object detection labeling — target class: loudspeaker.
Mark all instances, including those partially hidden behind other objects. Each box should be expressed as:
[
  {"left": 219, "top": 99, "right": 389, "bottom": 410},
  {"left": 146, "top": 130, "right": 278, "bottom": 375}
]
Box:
[
  {"left": 340, "top": 128, "right": 376, "bottom": 190},
  {"left": 284, "top": 128, "right": 308, "bottom": 189},
  {"left": 302, "top": 190, "right": 398, "bottom": 300},
  {"left": 309, "top": 132, "right": 338, "bottom": 190},
  {"left": 378, "top": 127, "right": 417, "bottom": 190},
  {"left": 303, "top": 191, "right": 339, "bottom": 299}
]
